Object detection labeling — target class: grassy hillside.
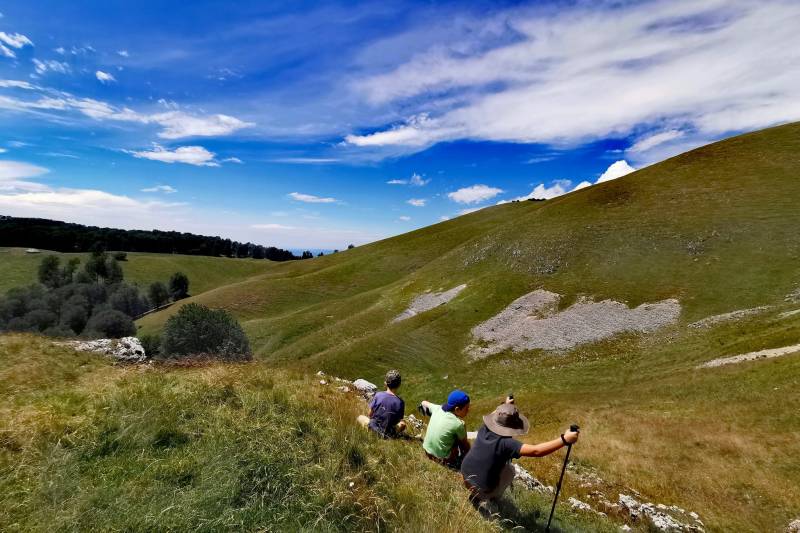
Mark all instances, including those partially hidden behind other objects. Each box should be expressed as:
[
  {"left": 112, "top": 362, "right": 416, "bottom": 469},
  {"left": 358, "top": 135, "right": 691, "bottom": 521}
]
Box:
[
  {"left": 0, "top": 334, "right": 613, "bottom": 532},
  {"left": 136, "top": 122, "right": 800, "bottom": 531},
  {"left": 0, "top": 248, "right": 276, "bottom": 295}
]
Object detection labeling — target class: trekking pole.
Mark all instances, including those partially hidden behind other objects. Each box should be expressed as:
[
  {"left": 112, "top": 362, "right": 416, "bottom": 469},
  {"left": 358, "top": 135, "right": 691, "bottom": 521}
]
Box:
[{"left": 545, "top": 424, "right": 579, "bottom": 533}]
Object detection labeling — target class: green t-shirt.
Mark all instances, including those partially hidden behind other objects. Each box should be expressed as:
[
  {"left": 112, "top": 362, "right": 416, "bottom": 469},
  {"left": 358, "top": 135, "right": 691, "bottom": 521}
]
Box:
[{"left": 422, "top": 404, "right": 467, "bottom": 458}]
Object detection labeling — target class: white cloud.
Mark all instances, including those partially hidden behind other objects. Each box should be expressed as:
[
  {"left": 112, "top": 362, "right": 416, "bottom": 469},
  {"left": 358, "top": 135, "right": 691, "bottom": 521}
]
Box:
[
  {"left": 289, "top": 192, "right": 337, "bottom": 203},
  {"left": 0, "top": 32, "right": 33, "bottom": 59},
  {"left": 572, "top": 180, "right": 592, "bottom": 191},
  {"left": 407, "top": 198, "right": 426, "bottom": 207},
  {"left": 128, "top": 145, "right": 219, "bottom": 167},
  {"left": 222, "top": 157, "right": 243, "bottom": 164},
  {"left": 95, "top": 70, "right": 116, "bottom": 84},
  {"left": 348, "top": 1, "right": 800, "bottom": 157},
  {"left": 54, "top": 46, "right": 65, "bottom": 55},
  {"left": 458, "top": 207, "right": 484, "bottom": 216},
  {"left": 0, "top": 89, "right": 252, "bottom": 140},
  {"left": 447, "top": 184, "right": 503, "bottom": 204},
  {"left": 0, "top": 160, "right": 49, "bottom": 180},
  {"left": 628, "top": 129, "right": 685, "bottom": 153},
  {"left": 252, "top": 223, "right": 296, "bottom": 230},
  {"left": 141, "top": 184, "right": 177, "bottom": 194},
  {"left": 385, "top": 172, "right": 430, "bottom": 186},
  {"left": 596, "top": 160, "right": 636, "bottom": 183},
  {"left": 0, "top": 79, "right": 36, "bottom": 89},
  {"left": 271, "top": 157, "right": 339, "bottom": 164},
  {"left": 117, "top": 50, "right": 129, "bottom": 57},
  {"left": 398, "top": 215, "right": 411, "bottom": 221},
  {"left": 32, "top": 59, "right": 70, "bottom": 75},
  {"left": 150, "top": 111, "right": 253, "bottom": 139},
  {"left": 511, "top": 179, "right": 572, "bottom": 201},
  {"left": 439, "top": 215, "right": 450, "bottom": 221}
]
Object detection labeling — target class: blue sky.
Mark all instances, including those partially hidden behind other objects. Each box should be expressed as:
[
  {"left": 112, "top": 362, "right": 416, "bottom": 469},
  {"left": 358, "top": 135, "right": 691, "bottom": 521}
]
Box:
[{"left": 1, "top": 0, "right": 799, "bottom": 248}]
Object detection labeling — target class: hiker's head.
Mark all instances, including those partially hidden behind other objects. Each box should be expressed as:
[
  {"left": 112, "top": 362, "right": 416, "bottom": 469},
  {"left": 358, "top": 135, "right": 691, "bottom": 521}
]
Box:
[
  {"left": 442, "top": 389, "right": 470, "bottom": 418},
  {"left": 482, "top": 402, "right": 530, "bottom": 437},
  {"left": 384, "top": 369, "right": 402, "bottom": 390}
]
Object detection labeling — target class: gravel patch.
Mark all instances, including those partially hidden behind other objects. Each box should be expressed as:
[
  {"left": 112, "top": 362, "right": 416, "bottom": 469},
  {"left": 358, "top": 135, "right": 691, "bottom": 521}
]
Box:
[
  {"left": 697, "top": 343, "right": 800, "bottom": 368},
  {"left": 688, "top": 306, "right": 770, "bottom": 329},
  {"left": 467, "top": 290, "right": 680, "bottom": 360},
  {"left": 393, "top": 284, "right": 467, "bottom": 322}
]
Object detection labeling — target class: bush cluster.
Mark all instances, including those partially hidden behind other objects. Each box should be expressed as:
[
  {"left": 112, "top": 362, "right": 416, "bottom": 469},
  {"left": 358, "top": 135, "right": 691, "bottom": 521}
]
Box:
[
  {"left": 0, "top": 252, "right": 191, "bottom": 339},
  {"left": 161, "top": 303, "right": 251, "bottom": 361}
]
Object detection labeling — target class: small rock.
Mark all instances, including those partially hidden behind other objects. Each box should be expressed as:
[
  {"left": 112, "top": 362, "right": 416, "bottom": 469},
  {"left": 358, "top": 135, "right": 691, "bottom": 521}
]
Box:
[
  {"left": 787, "top": 518, "right": 800, "bottom": 533},
  {"left": 352, "top": 378, "right": 378, "bottom": 398},
  {"left": 336, "top": 386, "right": 350, "bottom": 393},
  {"left": 406, "top": 414, "right": 424, "bottom": 431},
  {"left": 319, "top": 380, "right": 327, "bottom": 385},
  {"left": 620, "top": 526, "right": 632, "bottom": 532},
  {"left": 511, "top": 463, "right": 553, "bottom": 494},
  {"left": 316, "top": 370, "right": 326, "bottom": 377},
  {"left": 568, "top": 497, "right": 594, "bottom": 513}
]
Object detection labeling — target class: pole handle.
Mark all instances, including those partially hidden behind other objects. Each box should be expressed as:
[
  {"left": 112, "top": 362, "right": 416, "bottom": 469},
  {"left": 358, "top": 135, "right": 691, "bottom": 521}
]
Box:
[{"left": 569, "top": 424, "right": 580, "bottom": 433}]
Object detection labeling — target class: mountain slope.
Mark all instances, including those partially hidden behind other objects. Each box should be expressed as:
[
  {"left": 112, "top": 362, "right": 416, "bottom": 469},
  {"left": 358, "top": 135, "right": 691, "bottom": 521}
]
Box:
[{"left": 136, "top": 122, "right": 800, "bottom": 531}]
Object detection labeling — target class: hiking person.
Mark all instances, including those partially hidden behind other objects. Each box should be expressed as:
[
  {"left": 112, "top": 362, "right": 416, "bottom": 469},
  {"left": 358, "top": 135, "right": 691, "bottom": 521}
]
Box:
[
  {"left": 419, "top": 390, "right": 471, "bottom": 468},
  {"left": 460, "top": 397, "right": 580, "bottom": 508},
  {"left": 356, "top": 369, "right": 407, "bottom": 438}
]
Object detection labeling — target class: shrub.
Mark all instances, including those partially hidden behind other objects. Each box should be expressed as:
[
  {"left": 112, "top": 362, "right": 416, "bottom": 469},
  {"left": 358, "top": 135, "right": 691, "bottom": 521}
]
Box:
[
  {"left": 147, "top": 281, "right": 170, "bottom": 309},
  {"left": 60, "top": 303, "right": 88, "bottom": 334},
  {"left": 169, "top": 272, "right": 190, "bottom": 301},
  {"left": 109, "top": 284, "right": 148, "bottom": 317},
  {"left": 139, "top": 333, "right": 161, "bottom": 357},
  {"left": 38, "top": 255, "right": 62, "bottom": 288},
  {"left": 84, "top": 309, "right": 136, "bottom": 339},
  {"left": 112, "top": 252, "right": 128, "bottom": 261},
  {"left": 160, "top": 303, "right": 251, "bottom": 360}
]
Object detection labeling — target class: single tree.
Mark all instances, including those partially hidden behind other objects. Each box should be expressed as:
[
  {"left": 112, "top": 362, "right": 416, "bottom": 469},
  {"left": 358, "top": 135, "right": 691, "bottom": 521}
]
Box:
[
  {"left": 169, "top": 272, "right": 190, "bottom": 301},
  {"left": 38, "top": 255, "right": 62, "bottom": 288},
  {"left": 148, "top": 281, "right": 170, "bottom": 309},
  {"left": 105, "top": 258, "right": 124, "bottom": 285}
]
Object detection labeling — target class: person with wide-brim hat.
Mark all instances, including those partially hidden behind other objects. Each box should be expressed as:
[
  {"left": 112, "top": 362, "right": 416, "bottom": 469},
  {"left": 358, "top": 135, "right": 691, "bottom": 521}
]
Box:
[{"left": 460, "top": 397, "right": 580, "bottom": 506}]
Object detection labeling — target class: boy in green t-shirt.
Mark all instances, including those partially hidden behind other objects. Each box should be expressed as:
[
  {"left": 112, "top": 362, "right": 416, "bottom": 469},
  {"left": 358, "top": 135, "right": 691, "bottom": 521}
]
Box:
[{"left": 419, "top": 390, "right": 471, "bottom": 469}]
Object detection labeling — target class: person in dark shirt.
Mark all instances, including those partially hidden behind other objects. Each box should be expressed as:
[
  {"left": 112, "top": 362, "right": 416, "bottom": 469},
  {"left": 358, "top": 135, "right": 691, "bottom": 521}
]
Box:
[
  {"left": 356, "top": 369, "right": 407, "bottom": 438},
  {"left": 461, "top": 398, "right": 579, "bottom": 503}
]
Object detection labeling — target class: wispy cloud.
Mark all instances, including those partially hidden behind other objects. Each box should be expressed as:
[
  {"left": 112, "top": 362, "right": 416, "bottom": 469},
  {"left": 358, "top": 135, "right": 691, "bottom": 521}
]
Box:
[
  {"left": 95, "top": 70, "right": 116, "bottom": 84},
  {"left": 117, "top": 50, "right": 129, "bottom": 57},
  {"left": 398, "top": 215, "right": 411, "bottom": 221},
  {"left": 0, "top": 80, "right": 36, "bottom": 90},
  {"left": 252, "top": 223, "right": 296, "bottom": 230},
  {"left": 406, "top": 198, "right": 426, "bottom": 207},
  {"left": 221, "top": 157, "right": 243, "bottom": 164},
  {"left": 141, "top": 184, "right": 177, "bottom": 194},
  {"left": 386, "top": 172, "right": 429, "bottom": 186},
  {"left": 288, "top": 192, "right": 337, "bottom": 203},
  {"left": 447, "top": 184, "right": 503, "bottom": 204},
  {"left": 347, "top": 1, "right": 800, "bottom": 158},
  {"left": 32, "top": 59, "right": 70, "bottom": 75},
  {"left": 128, "top": 145, "right": 220, "bottom": 167},
  {"left": 627, "top": 129, "right": 685, "bottom": 153},
  {"left": 271, "top": 157, "right": 339, "bottom": 164},
  {"left": 0, "top": 32, "right": 33, "bottom": 58}
]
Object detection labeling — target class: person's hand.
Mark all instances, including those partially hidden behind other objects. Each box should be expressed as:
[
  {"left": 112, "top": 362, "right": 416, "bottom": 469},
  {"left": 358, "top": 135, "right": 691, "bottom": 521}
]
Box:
[
  {"left": 563, "top": 428, "right": 580, "bottom": 444},
  {"left": 505, "top": 396, "right": 514, "bottom": 404}
]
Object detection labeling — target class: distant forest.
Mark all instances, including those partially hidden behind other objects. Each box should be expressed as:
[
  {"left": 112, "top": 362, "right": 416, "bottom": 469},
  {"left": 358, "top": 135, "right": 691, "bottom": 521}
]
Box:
[{"left": 0, "top": 216, "right": 299, "bottom": 261}]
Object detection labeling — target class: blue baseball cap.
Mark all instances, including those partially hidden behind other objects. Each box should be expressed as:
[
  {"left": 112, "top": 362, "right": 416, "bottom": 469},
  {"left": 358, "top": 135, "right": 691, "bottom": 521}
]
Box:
[{"left": 442, "top": 389, "right": 470, "bottom": 412}]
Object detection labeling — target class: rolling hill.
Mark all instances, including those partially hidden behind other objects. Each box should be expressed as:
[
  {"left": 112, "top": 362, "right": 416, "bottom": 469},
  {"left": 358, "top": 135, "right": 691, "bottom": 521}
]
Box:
[
  {"left": 3, "top": 123, "right": 800, "bottom": 531},
  {"left": 134, "top": 122, "right": 800, "bottom": 531}
]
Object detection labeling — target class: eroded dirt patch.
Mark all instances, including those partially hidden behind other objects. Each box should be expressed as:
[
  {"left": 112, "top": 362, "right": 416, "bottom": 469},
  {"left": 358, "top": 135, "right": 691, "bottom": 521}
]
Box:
[
  {"left": 392, "top": 284, "right": 467, "bottom": 322},
  {"left": 697, "top": 343, "right": 800, "bottom": 368},
  {"left": 467, "top": 290, "right": 680, "bottom": 360},
  {"left": 688, "top": 306, "right": 769, "bottom": 329}
]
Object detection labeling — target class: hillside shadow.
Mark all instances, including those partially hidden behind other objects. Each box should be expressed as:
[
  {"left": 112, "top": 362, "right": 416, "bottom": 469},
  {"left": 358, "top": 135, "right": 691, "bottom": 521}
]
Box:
[{"left": 479, "top": 496, "right": 567, "bottom": 533}]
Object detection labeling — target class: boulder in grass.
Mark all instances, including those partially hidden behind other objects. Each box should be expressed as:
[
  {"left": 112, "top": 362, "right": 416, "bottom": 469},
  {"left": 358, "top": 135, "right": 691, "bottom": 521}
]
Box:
[
  {"left": 787, "top": 519, "right": 800, "bottom": 533},
  {"left": 61, "top": 336, "right": 146, "bottom": 363},
  {"left": 352, "top": 378, "right": 377, "bottom": 399}
]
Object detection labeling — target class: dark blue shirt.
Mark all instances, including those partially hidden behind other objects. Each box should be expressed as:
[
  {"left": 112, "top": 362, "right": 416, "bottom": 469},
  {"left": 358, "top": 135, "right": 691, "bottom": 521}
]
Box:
[
  {"left": 368, "top": 391, "right": 405, "bottom": 438},
  {"left": 460, "top": 424, "right": 523, "bottom": 492}
]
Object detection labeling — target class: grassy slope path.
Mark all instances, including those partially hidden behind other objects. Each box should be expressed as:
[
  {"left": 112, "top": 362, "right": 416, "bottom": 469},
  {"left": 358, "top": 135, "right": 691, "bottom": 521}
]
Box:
[
  {"left": 137, "top": 122, "right": 800, "bottom": 531},
  {"left": 0, "top": 334, "right": 614, "bottom": 532}
]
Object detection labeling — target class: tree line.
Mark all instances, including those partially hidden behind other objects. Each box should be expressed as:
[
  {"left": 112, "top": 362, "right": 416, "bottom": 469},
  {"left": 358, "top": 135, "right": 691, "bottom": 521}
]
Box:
[
  {"left": 0, "top": 216, "right": 298, "bottom": 261},
  {"left": 0, "top": 251, "right": 190, "bottom": 339}
]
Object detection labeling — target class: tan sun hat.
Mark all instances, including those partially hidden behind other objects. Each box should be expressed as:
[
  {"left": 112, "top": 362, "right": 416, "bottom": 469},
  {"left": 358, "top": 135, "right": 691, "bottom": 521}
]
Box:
[{"left": 482, "top": 403, "right": 530, "bottom": 437}]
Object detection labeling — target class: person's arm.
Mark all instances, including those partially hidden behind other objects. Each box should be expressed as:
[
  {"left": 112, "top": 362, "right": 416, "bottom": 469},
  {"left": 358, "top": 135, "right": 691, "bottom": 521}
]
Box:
[{"left": 519, "top": 429, "right": 579, "bottom": 457}]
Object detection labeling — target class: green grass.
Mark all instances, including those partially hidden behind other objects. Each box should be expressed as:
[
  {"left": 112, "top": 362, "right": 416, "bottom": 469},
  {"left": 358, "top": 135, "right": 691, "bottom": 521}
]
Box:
[
  {"left": 0, "top": 334, "right": 614, "bottom": 532},
  {"left": 0, "top": 248, "right": 276, "bottom": 295}
]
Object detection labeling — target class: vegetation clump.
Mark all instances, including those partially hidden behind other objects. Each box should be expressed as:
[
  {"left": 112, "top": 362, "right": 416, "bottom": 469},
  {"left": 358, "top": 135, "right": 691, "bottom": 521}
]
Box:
[
  {"left": 160, "top": 303, "right": 251, "bottom": 360},
  {"left": 0, "top": 252, "right": 189, "bottom": 338}
]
